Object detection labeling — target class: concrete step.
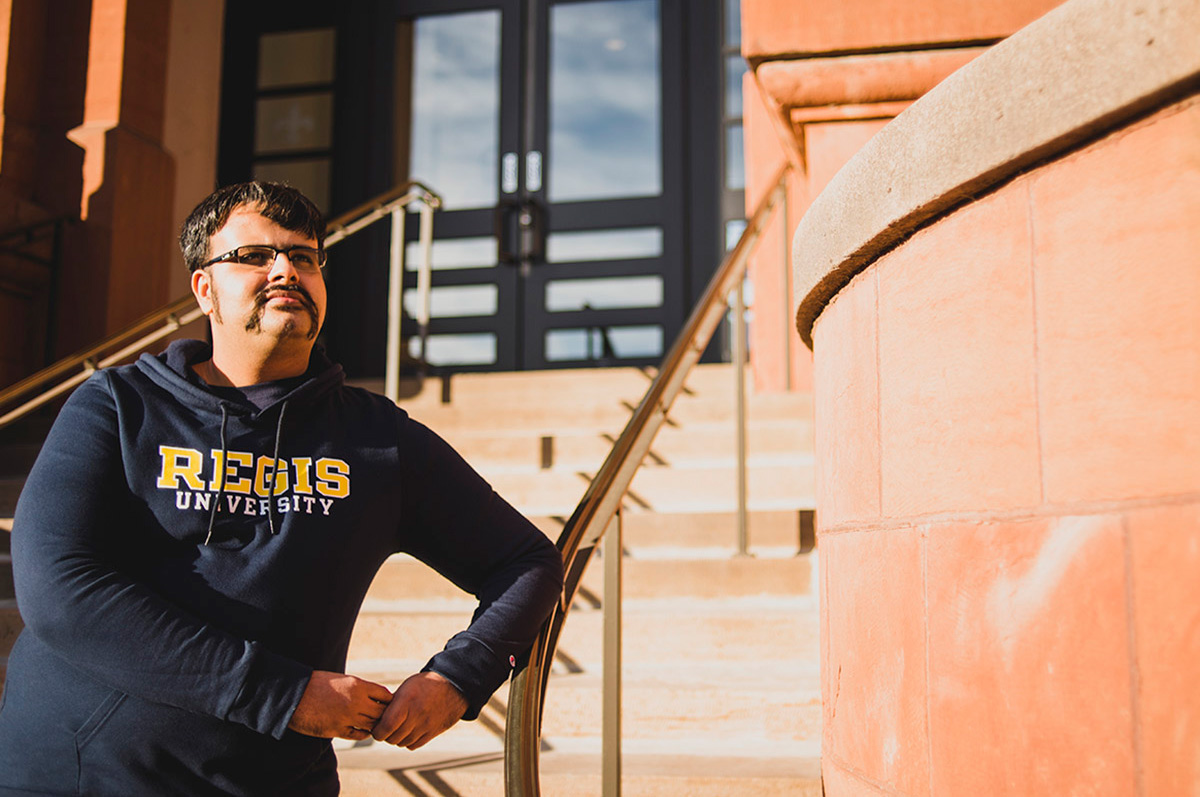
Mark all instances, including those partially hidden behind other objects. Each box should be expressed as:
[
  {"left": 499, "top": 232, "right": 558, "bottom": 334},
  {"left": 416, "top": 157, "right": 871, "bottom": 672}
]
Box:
[
  {"left": 330, "top": 661, "right": 819, "bottom": 746},
  {"left": 349, "top": 597, "right": 818, "bottom": 665},
  {"left": 486, "top": 463, "right": 814, "bottom": 516},
  {"left": 361, "top": 551, "right": 812, "bottom": 604},
  {"left": 338, "top": 742, "right": 823, "bottom": 797},
  {"left": 444, "top": 419, "right": 813, "bottom": 474},
  {"left": 578, "top": 509, "right": 810, "bottom": 550},
  {"left": 408, "top": 389, "right": 811, "bottom": 439},
  {"left": 538, "top": 671, "right": 820, "bottom": 741},
  {"left": 361, "top": 363, "right": 769, "bottom": 412}
]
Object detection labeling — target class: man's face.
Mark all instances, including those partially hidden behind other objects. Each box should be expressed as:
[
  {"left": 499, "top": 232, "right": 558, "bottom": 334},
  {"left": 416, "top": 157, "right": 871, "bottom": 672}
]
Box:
[{"left": 191, "top": 205, "right": 327, "bottom": 349}]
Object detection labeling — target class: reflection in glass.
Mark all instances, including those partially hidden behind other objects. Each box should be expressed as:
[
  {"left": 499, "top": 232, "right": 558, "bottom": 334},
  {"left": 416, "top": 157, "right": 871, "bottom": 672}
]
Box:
[
  {"left": 258, "top": 30, "right": 336, "bottom": 89},
  {"left": 546, "top": 276, "right": 662, "bottom": 312},
  {"left": 725, "top": 123, "right": 744, "bottom": 190},
  {"left": 418, "top": 333, "right": 497, "bottom": 366},
  {"left": 546, "top": 325, "right": 662, "bottom": 361},
  {"left": 255, "top": 94, "right": 334, "bottom": 154},
  {"left": 405, "top": 236, "right": 496, "bottom": 271},
  {"left": 726, "top": 54, "right": 746, "bottom": 118},
  {"left": 404, "top": 285, "right": 498, "bottom": 318},
  {"left": 549, "top": 0, "right": 661, "bottom": 202},
  {"left": 253, "top": 159, "right": 331, "bottom": 212},
  {"left": 546, "top": 227, "right": 663, "bottom": 263},
  {"left": 411, "top": 12, "right": 500, "bottom": 210}
]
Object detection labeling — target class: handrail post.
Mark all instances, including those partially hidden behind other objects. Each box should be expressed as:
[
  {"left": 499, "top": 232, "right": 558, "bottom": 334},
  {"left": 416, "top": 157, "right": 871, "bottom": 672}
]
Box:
[
  {"left": 416, "top": 200, "right": 435, "bottom": 374},
  {"left": 733, "top": 278, "right": 749, "bottom": 557},
  {"left": 602, "top": 507, "right": 623, "bottom": 797},
  {"left": 385, "top": 206, "right": 406, "bottom": 403}
]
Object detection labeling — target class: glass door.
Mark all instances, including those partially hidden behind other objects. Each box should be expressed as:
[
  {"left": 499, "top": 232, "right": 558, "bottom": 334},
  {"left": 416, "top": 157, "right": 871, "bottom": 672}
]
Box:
[{"left": 392, "top": 0, "right": 681, "bottom": 372}]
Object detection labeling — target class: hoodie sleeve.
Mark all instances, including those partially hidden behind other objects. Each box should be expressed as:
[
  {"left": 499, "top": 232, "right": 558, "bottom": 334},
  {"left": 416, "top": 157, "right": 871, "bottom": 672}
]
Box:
[
  {"left": 11, "top": 375, "right": 311, "bottom": 740},
  {"left": 396, "top": 415, "right": 564, "bottom": 719}
]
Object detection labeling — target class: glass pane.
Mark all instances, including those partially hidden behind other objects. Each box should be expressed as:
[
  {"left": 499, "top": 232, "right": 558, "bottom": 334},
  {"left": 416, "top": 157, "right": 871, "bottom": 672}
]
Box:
[
  {"left": 548, "top": 0, "right": 661, "bottom": 202},
  {"left": 405, "top": 236, "right": 496, "bottom": 271},
  {"left": 404, "top": 284, "right": 498, "bottom": 318},
  {"left": 546, "top": 276, "right": 663, "bottom": 312},
  {"left": 259, "top": 30, "right": 336, "bottom": 88},
  {"left": 725, "top": 54, "right": 746, "bottom": 119},
  {"left": 255, "top": 94, "right": 334, "bottom": 154},
  {"left": 725, "top": 0, "right": 741, "bottom": 47},
  {"left": 418, "top": 333, "right": 497, "bottom": 366},
  {"left": 546, "top": 329, "right": 593, "bottom": 361},
  {"left": 725, "top": 123, "right": 744, "bottom": 190},
  {"left": 546, "top": 227, "right": 663, "bottom": 263},
  {"left": 253, "top": 159, "right": 331, "bottom": 212},
  {"left": 411, "top": 12, "right": 500, "bottom": 210},
  {"left": 724, "top": 219, "right": 747, "bottom": 250},
  {"left": 546, "top": 324, "right": 662, "bottom": 361}
]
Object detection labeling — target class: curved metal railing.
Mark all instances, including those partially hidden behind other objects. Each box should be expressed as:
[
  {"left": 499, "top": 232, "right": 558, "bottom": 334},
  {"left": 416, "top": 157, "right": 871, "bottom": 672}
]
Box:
[
  {"left": 0, "top": 181, "right": 441, "bottom": 429},
  {"left": 504, "top": 163, "right": 791, "bottom": 794}
]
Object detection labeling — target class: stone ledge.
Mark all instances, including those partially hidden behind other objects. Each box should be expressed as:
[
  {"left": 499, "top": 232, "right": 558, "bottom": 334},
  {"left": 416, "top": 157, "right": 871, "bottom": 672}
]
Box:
[
  {"left": 792, "top": 0, "right": 1200, "bottom": 347},
  {"left": 757, "top": 47, "right": 987, "bottom": 110}
]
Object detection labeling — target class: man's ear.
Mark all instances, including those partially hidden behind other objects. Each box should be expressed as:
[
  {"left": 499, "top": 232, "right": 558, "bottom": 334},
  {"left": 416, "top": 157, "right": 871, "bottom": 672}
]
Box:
[{"left": 191, "top": 268, "right": 214, "bottom": 315}]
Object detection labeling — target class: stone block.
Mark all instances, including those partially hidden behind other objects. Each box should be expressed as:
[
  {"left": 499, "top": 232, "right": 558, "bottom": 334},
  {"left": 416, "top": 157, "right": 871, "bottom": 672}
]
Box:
[
  {"left": 1031, "top": 100, "right": 1200, "bottom": 504},
  {"left": 876, "top": 187, "right": 1041, "bottom": 517},
  {"left": 823, "top": 528, "right": 929, "bottom": 795},
  {"left": 1128, "top": 500, "right": 1200, "bottom": 794},
  {"left": 925, "top": 515, "right": 1136, "bottom": 795},
  {"left": 812, "top": 268, "right": 881, "bottom": 529}
]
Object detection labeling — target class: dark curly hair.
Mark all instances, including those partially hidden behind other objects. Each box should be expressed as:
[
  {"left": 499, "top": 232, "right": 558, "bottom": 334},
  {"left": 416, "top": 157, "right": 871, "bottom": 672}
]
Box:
[{"left": 180, "top": 181, "right": 326, "bottom": 272}]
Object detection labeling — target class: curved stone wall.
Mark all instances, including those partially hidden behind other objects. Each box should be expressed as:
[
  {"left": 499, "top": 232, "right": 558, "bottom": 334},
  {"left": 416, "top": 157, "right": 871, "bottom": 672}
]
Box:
[{"left": 792, "top": 0, "right": 1200, "bottom": 793}]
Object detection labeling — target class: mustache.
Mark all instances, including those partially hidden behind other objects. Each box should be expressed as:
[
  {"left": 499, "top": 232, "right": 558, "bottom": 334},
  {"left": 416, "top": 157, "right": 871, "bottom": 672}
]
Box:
[
  {"left": 246, "top": 282, "right": 321, "bottom": 339},
  {"left": 254, "top": 282, "right": 315, "bottom": 312}
]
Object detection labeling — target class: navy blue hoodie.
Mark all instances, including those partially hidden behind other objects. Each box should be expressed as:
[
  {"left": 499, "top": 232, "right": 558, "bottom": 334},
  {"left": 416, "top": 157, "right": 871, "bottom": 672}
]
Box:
[{"left": 0, "top": 340, "right": 563, "bottom": 796}]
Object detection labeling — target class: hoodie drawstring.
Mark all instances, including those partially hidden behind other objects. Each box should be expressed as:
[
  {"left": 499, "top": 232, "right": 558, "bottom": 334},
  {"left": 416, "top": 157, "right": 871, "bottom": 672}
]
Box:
[
  {"left": 204, "top": 404, "right": 231, "bottom": 545},
  {"left": 267, "top": 401, "right": 287, "bottom": 536}
]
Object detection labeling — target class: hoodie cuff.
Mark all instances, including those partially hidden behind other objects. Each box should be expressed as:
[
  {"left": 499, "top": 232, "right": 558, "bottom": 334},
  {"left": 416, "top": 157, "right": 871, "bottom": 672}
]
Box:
[
  {"left": 422, "top": 635, "right": 515, "bottom": 721},
  {"left": 225, "top": 643, "right": 313, "bottom": 740}
]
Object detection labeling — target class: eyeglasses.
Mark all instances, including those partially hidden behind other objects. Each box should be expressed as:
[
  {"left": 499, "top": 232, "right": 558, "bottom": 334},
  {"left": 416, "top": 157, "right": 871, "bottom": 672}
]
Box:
[{"left": 203, "top": 245, "right": 327, "bottom": 272}]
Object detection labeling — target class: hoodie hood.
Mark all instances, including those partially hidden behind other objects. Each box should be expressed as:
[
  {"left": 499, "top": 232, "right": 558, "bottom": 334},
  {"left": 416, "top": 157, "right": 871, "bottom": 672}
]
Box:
[{"left": 135, "top": 339, "right": 345, "bottom": 422}]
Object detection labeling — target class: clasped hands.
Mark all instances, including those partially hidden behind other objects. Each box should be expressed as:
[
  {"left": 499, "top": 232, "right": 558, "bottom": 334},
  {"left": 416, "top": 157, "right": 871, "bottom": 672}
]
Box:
[{"left": 287, "top": 669, "right": 468, "bottom": 750}]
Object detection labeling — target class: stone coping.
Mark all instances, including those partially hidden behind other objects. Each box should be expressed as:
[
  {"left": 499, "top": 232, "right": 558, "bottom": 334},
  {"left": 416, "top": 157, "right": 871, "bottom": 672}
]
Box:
[{"left": 792, "top": 0, "right": 1200, "bottom": 348}]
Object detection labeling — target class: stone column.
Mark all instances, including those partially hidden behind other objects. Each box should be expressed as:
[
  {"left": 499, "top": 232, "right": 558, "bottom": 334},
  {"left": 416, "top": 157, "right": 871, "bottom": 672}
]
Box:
[
  {"left": 792, "top": 0, "right": 1200, "bottom": 792},
  {"left": 64, "top": 0, "right": 175, "bottom": 352}
]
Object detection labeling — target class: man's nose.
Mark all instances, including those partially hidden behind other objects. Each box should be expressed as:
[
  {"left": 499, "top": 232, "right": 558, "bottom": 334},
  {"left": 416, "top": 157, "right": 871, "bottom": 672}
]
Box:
[{"left": 267, "top": 251, "right": 300, "bottom": 282}]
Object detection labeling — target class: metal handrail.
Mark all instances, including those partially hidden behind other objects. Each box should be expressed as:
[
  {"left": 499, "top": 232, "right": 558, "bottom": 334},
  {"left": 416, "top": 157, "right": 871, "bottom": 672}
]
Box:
[
  {"left": 0, "top": 181, "right": 441, "bottom": 430},
  {"left": 504, "top": 163, "right": 791, "bottom": 795}
]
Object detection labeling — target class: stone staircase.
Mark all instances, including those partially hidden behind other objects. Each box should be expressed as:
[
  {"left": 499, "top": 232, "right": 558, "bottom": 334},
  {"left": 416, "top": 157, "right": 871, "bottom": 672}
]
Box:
[
  {"left": 0, "top": 364, "right": 822, "bottom": 795},
  {"left": 337, "top": 364, "right": 822, "bottom": 795}
]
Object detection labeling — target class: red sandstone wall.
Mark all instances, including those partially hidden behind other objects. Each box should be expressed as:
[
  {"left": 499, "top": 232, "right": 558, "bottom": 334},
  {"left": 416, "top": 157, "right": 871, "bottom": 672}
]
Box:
[{"left": 811, "top": 96, "right": 1200, "bottom": 795}]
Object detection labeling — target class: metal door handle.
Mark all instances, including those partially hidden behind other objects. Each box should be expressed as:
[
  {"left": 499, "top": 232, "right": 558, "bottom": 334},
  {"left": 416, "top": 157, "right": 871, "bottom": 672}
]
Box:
[
  {"left": 518, "top": 199, "right": 545, "bottom": 263},
  {"left": 494, "top": 198, "right": 520, "bottom": 264}
]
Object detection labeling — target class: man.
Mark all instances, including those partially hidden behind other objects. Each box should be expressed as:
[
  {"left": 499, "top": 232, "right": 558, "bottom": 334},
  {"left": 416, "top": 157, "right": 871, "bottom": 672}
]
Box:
[{"left": 0, "top": 182, "right": 563, "bottom": 795}]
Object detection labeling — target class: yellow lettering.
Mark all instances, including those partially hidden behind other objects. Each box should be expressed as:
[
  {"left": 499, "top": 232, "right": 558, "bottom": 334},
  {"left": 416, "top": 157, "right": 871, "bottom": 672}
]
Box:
[
  {"left": 157, "top": 446, "right": 205, "bottom": 490},
  {"left": 315, "top": 458, "right": 350, "bottom": 498},
  {"left": 210, "top": 450, "right": 252, "bottom": 494},
  {"left": 254, "top": 456, "right": 290, "bottom": 497},
  {"left": 292, "top": 457, "right": 313, "bottom": 494}
]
